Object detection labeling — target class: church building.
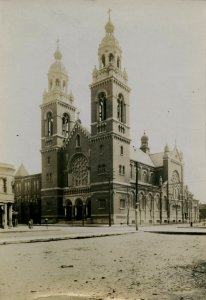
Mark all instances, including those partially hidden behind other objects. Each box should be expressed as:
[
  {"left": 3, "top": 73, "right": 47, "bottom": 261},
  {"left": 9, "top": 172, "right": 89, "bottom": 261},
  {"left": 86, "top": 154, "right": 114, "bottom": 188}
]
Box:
[{"left": 15, "top": 16, "right": 199, "bottom": 225}]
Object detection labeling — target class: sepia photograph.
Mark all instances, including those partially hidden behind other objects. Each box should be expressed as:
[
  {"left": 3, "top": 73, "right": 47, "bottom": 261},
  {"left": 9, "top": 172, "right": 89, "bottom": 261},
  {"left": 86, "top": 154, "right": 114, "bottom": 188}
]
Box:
[{"left": 0, "top": 0, "right": 206, "bottom": 299}]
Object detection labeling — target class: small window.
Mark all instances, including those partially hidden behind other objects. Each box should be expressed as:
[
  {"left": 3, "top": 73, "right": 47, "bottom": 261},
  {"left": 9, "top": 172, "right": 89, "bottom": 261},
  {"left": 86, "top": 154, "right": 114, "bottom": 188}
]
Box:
[
  {"left": 76, "top": 134, "right": 80, "bottom": 147},
  {"left": 98, "top": 92, "right": 107, "bottom": 121},
  {"left": 120, "top": 146, "right": 123, "bottom": 155},
  {"left": 47, "top": 157, "right": 50, "bottom": 165},
  {"left": 122, "top": 166, "right": 125, "bottom": 175},
  {"left": 100, "top": 144, "right": 104, "bottom": 155},
  {"left": 117, "top": 57, "right": 120, "bottom": 68},
  {"left": 98, "top": 199, "right": 106, "bottom": 209},
  {"left": 120, "top": 199, "right": 126, "bottom": 209},
  {"left": 119, "top": 165, "right": 122, "bottom": 174},
  {"left": 47, "top": 112, "right": 53, "bottom": 136},
  {"left": 56, "top": 79, "right": 60, "bottom": 86},
  {"left": 109, "top": 53, "right": 114, "bottom": 62}
]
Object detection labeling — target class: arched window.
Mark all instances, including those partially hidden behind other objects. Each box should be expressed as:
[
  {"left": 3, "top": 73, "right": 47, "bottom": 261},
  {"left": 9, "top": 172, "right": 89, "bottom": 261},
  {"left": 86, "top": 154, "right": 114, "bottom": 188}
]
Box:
[
  {"left": 47, "top": 112, "right": 53, "bottom": 136},
  {"left": 139, "top": 193, "right": 145, "bottom": 210},
  {"left": 76, "top": 134, "right": 80, "bottom": 147},
  {"left": 63, "top": 80, "right": 66, "bottom": 91},
  {"left": 147, "top": 194, "right": 153, "bottom": 210},
  {"left": 117, "top": 57, "right": 120, "bottom": 68},
  {"left": 62, "top": 113, "right": 70, "bottom": 137},
  {"left": 98, "top": 92, "right": 107, "bottom": 121},
  {"left": 163, "top": 196, "right": 168, "bottom": 210},
  {"left": 56, "top": 79, "right": 60, "bottom": 86},
  {"left": 117, "top": 94, "right": 125, "bottom": 123},
  {"left": 101, "top": 55, "right": 105, "bottom": 67},
  {"left": 150, "top": 172, "right": 154, "bottom": 184},
  {"left": 142, "top": 170, "right": 147, "bottom": 183},
  {"left": 71, "top": 154, "right": 88, "bottom": 186},
  {"left": 109, "top": 53, "right": 114, "bottom": 63},
  {"left": 99, "top": 144, "right": 104, "bottom": 155},
  {"left": 155, "top": 194, "right": 160, "bottom": 210}
]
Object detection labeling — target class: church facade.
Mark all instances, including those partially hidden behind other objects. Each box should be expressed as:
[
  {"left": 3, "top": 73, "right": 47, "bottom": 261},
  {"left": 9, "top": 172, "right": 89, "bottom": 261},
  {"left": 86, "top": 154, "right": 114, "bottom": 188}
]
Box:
[
  {"left": 39, "top": 17, "right": 199, "bottom": 225},
  {"left": 14, "top": 17, "right": 199, "bottom": 226}
]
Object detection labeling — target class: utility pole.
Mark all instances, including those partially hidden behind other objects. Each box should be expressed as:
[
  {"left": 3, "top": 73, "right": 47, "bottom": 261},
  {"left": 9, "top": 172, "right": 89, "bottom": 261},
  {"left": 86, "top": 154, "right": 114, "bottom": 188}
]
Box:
[
  {"left": 108, "top": 174, "right": 112, "bottom": 227},
  {"left": 159, "top": 176, "right": 163, "bottom": 224},
  {"left": 135, "top": 161, "right": 138, "bottom": 231}
]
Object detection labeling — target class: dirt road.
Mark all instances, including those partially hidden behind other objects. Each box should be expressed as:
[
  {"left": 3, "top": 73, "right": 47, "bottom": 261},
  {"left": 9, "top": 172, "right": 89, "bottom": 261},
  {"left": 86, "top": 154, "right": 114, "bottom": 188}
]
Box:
[{"left": 0, "top": 230, "right": 205, "bottom": 300}]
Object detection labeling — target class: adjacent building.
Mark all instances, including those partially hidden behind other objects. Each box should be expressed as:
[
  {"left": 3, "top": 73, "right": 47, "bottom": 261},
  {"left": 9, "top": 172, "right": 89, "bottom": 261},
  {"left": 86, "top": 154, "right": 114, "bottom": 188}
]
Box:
[{"left": 0, "top": 162, "right": 15, "bottom": 228}]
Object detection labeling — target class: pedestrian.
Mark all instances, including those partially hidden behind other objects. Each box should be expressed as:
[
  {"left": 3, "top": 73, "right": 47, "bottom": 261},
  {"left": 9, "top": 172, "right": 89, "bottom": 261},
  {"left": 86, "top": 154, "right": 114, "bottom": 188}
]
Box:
[
  {"left": 45, "top": 218, "right": 48, "bottom": 229},
  {"left": 28, "top": 219, "right": 32, "bottom": 229}
]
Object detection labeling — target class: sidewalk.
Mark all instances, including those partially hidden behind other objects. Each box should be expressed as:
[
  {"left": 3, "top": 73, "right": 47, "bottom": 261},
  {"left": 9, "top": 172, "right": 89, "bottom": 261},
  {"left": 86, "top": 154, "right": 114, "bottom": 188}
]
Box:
[
  {"left": 0, "top": 224, "right": 137, "bottom": 245},
  {"left": 0, "top": 224, "right": 206, "bottom": 245}
]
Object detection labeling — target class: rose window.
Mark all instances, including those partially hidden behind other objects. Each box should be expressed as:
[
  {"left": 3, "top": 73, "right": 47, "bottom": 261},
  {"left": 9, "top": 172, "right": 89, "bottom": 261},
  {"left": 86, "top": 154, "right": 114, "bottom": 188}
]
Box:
[{"left": 71, "top": 155, "right": 88, "bottom": 186}]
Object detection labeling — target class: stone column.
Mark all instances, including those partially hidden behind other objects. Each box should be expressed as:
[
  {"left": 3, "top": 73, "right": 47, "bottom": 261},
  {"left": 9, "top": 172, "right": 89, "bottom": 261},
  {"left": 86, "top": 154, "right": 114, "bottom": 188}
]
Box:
[
  {"left": 8, "top": 203, "right": 13, "bottom": 227},
  {"left": 3, "top": 204, "right": 8, "bottom": 229}
]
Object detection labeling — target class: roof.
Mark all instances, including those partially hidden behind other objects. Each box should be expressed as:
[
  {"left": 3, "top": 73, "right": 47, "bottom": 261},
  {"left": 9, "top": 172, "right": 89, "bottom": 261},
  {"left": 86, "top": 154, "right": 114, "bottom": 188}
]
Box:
[
  {"left": 150, "top": 152, "right": 164, "bottom": 167},
  {"left": 130, "top": 147, "right": 155, "bottom": 167},
  {"left": 15, "top": 163, "right": 29, "bottom": 177}
]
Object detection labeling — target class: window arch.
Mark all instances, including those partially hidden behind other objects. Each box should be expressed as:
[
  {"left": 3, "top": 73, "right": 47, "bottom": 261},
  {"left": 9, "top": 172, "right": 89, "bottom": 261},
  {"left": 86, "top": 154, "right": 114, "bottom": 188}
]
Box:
[
  {"left": 109, "top": 53, "right": 114, "bottom": 63},
  {"left": 47, "top": 112, "right": 53, "bottom": 136},
  {"left": 62, "top": 113, "right": 70, "bottom": 137},
  {"left": 117, "top": 94, "right": 125, "bottom": 123},
  {"left": 98, "top": 92, "right": 107, "bottom": 121},
  {"left": 76, "top": 134, "right": 80, "bottom": 147}
]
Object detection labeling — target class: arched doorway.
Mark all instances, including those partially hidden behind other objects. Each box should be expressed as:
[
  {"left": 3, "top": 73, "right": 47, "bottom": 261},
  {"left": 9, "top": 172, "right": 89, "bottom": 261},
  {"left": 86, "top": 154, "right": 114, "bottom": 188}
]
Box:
[
  {"left": 75, "top": 199, "right": 83, "bottom": 220},
  {"left": 65, "top": 200, "right": 72, "bottom": 221}
]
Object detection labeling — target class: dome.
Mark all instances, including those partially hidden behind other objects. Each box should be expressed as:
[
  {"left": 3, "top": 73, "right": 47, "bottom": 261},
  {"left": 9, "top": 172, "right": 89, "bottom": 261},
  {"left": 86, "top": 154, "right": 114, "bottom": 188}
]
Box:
[
  {"left": 48, "top": 44, "right": 68, "bottom": 76},
  {"left": 49, "top": 60, "right": 68, "bottom": 75},
  {"left": 98, "top": 15, "right": 122, "bottom": 55},
  {"left": 141, "top": 131, "right": 148, "bottom": 143},
  {"left": 105, "top": 19, "right": 114, "bottom": 34}
]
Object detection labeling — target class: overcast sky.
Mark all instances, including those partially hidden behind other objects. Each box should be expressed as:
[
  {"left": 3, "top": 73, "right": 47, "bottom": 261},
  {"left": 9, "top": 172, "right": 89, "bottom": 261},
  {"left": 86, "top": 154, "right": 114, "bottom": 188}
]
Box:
[{"left": 0, "top": 0, "right": 205, "bottom": 202}]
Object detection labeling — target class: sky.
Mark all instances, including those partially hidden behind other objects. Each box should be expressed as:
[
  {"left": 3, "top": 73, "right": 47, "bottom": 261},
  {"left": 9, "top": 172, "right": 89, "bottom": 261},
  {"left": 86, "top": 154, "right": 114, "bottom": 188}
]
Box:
[{"left": 0, "top": 0, "right": 205, "bottom": 202}]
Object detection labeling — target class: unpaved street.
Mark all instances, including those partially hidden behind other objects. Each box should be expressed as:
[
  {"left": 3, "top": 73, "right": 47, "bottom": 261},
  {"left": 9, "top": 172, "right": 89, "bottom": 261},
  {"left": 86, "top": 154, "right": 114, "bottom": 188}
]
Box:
[{"left": 0, "top": 230, "right": 205, "bottom": 300}]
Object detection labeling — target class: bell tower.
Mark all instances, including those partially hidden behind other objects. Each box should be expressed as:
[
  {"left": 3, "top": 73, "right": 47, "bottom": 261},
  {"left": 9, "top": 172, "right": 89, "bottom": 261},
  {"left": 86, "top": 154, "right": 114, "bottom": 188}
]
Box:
[
  {"left": 40, "top": 42, "right": 76, "bottom": 222},
  {"left": 90, "top": 14, "right": 131, "bottom": 224}
]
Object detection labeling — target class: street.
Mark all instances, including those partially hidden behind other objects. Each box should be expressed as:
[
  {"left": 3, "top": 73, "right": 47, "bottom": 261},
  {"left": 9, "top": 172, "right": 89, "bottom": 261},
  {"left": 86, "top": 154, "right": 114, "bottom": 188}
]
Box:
[{"left": 0, "top": 226, "right": 205, "bottom": 300}]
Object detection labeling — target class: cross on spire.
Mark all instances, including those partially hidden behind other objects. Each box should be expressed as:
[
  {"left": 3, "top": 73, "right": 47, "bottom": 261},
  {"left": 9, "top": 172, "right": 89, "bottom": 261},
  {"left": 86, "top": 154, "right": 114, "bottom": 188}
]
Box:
[{"left": 108, "top": 8, "right": 111, "bottom": 21}]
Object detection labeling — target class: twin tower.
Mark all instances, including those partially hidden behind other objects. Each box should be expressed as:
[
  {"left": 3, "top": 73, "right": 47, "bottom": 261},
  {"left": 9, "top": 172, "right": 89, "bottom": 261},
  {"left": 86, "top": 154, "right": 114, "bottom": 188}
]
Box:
[{"left": 40, "top": 16, "right": 131, "bottom": 223}]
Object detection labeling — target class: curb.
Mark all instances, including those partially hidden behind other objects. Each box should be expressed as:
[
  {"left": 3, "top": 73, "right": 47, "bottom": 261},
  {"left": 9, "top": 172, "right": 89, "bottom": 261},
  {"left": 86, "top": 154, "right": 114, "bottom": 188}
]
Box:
[
  {"left": 144, "top": 231, "right": 206, "bottom": 235},
  {"left": 0, "top": 231, "right": 137, "bottom": 245}
]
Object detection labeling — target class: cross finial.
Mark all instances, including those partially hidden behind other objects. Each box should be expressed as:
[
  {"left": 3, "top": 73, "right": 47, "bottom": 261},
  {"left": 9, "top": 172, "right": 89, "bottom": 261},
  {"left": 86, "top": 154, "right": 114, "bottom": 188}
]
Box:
[
  {"left": 108, "top": 9, "right": 111, "bottom": 21},
  {"left": 56, "top": 39, "right": 59, "bottom": 49}
]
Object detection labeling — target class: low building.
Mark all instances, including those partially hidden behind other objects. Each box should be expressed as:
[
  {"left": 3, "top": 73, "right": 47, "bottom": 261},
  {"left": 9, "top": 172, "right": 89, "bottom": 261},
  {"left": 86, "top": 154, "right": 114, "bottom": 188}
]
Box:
[
  {"left": 0, "top": 162, "right": 15, "bottom": 228},
  {"left": 14, "top": 164, "right": 41, "bottom": 224}
]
